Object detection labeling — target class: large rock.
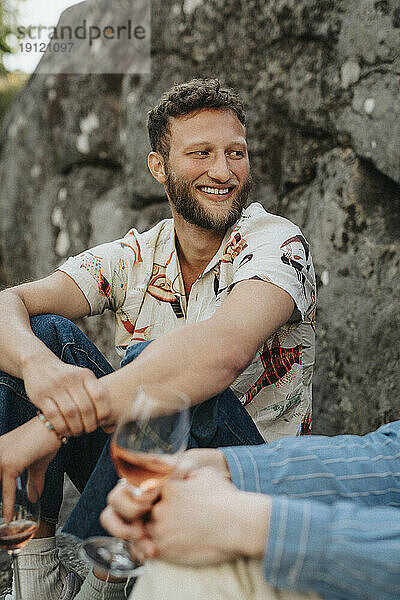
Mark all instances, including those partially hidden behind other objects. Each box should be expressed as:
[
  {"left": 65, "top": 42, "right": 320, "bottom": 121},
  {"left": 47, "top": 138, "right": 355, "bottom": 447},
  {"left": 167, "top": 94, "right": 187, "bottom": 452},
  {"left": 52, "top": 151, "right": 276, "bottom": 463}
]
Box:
[
  {"left": 0, "top": 0, "right": 399, "bottom": 434},
  {"left": 282, "top": 148, "right": 400, "bottom": 434}
]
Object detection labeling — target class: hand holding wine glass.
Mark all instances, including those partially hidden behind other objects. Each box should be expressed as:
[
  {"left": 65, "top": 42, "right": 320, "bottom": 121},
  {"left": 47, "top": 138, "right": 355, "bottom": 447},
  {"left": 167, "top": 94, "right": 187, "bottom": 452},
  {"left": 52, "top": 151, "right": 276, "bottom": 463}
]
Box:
[
  {"left": 80, "top": 383, "right": 190, "bottom": 578},
  {"left": 0, "top": 473, "right": 40, "bottom": 600}
]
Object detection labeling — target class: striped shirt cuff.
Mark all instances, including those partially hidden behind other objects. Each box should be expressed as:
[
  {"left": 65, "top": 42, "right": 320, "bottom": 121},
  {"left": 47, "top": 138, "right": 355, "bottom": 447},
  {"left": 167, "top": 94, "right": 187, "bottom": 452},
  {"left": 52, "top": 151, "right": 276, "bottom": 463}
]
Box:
[{"left": 264, "top": 496, "right": 331, "bottom": 591}]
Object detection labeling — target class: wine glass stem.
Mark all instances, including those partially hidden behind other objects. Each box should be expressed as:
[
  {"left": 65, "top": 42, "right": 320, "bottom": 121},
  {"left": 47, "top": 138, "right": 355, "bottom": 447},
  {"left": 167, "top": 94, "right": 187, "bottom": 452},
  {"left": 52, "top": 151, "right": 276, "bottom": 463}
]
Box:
[{"left": 10, "top": 551, "right": 22, "bottom": 600}]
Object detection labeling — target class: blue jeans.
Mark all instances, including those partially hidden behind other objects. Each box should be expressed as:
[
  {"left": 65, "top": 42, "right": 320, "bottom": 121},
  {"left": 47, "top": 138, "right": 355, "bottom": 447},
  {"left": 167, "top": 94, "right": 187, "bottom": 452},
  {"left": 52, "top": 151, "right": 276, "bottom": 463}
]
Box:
[{"left": 0, "top": 315, "right": 264, "bottom": 539}]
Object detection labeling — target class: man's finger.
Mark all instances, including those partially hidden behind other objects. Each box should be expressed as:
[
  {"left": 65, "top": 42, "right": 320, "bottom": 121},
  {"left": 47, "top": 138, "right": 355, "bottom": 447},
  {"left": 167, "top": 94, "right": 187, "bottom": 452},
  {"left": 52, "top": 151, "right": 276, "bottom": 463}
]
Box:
[
  {"left": 27, "top": 471, "right": 42, "bottom": 504},
  {"left": 131, "top": 538, "right": 158, "bottom": 560},
  {"left": 74, "top": 384, "right": 98, "bottom": 433},
  {"left": 101, "top": 424, "right": 115, "bottom": 434},
  {"left": 83, "top": 377, "right": 112, "bottom": 425},
  {"left": 28, "top": 450, "right": 58, "bottom": 499},
  {"left": 107, "top": 482, "right": 156, "bottom": 521},
  {"left": 100, "top": 505, "right": 139, "bottom": 541},
  {"left": 53, "top": 394, "right": 84, "bottom": 436},
  {"left": 2, "top": 472, "right": 17, "bottom": 523},
  {"left": 39, "top": 397, "right": 70, "bottom": 437}
]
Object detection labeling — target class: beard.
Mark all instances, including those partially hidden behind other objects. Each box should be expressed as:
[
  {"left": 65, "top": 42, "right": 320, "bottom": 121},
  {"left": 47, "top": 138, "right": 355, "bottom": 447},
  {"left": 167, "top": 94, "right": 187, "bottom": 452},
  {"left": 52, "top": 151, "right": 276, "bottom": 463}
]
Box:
[{"left": 165, "top": 168, "right": 252, "bottom": 233}]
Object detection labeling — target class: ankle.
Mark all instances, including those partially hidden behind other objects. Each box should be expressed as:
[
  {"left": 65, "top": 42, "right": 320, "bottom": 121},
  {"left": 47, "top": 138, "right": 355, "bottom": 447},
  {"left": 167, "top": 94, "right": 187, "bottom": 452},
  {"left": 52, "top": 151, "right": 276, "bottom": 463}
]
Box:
[
  {"left": 75, "top": 569, "right": 129, "bottom": 600},
  {"left": 93, "top": 567, "right": 127, "bottom": 583},
  {"left": 18, "top": 536, "right": 56, "bottom": 557}
]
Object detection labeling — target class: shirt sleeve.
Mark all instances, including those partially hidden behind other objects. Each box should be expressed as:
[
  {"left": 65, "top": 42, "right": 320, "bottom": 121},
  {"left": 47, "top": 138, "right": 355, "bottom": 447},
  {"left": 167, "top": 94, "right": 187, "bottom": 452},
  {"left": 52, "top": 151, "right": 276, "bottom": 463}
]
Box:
[
  {"left": 57, "top": 234, "right": 140, "bottom": 316},
  {"left": 228, "top": 211, "right": 316, "bottom": 321},
  {"left": 221, "top": 422, "right": 400, "bottom": 599},
  {"left": 264, "top": 496, "right": 400, "bottom": 600},
  {"left": 221, "top": 421, "right": 400, "bottom": 506}
]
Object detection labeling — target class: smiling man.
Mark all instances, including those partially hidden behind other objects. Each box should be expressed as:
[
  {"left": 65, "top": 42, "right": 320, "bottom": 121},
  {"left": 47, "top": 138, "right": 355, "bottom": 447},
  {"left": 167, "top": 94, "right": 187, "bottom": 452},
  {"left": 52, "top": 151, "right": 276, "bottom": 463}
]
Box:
[
  {"left": 153, "top": 108, "right": 251, "bottom": 233},
  {"left": 0, "top": 79, "right": 316, "bottom": 600}
]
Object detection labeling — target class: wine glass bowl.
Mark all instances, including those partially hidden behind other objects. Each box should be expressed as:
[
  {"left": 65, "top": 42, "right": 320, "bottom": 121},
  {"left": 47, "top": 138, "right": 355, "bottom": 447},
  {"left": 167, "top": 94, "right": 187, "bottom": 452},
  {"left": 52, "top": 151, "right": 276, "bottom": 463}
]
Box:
[
  {"left": 80, "top": 383, "right": 191, "bottom": 577},
  {"left": 0, "top": 474, "right": 41, "bottom": 599},
  {"left": 111, "top": 384, "right": 191, "bottom": 495}
]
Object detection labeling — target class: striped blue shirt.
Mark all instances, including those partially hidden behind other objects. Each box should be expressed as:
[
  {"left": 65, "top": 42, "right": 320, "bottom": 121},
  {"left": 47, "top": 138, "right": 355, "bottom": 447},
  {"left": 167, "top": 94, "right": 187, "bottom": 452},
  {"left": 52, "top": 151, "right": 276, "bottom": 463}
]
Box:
[{"left": 221, "top": 421, "right": 400, "bottom": 600}]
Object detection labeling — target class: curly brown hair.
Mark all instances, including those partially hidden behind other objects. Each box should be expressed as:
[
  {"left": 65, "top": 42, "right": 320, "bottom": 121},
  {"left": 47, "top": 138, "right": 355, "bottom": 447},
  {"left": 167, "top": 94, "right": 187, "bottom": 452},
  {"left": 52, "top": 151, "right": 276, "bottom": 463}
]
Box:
[{"left": 147, "top": 78, "right": 246, "bottom": 160}]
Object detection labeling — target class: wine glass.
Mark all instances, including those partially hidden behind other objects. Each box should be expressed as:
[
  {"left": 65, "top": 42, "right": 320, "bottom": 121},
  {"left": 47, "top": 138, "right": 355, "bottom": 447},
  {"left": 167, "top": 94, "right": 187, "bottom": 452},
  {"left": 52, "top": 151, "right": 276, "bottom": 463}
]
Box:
[
  {"left": 0, "top": 473, "right": 41, "bottom": 600},
  {"left": 80, "top": 383, "right": 191, "bottom": 578}
]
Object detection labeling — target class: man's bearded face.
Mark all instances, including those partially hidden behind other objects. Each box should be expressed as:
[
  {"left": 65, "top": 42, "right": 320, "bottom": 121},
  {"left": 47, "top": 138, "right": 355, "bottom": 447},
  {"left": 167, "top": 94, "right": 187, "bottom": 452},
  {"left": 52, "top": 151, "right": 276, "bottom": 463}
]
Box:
[{"left": 165, "top": 166, "right": 252, "bottom": 233}]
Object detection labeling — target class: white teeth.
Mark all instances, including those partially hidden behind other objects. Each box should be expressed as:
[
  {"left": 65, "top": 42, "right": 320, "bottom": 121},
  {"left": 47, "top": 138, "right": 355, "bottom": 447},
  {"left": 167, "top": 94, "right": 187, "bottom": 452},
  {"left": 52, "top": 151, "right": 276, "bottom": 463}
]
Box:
[{"left": 199, "top": 186, "right": 230, "bottom": 195}]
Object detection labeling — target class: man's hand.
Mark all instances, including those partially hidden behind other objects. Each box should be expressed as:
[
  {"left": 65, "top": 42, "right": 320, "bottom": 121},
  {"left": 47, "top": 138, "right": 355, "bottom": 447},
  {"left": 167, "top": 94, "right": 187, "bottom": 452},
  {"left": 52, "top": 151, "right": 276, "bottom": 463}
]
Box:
[
  {"left": 176, "top": 448, "right": 231, "bottom": 478},
  {"left": 100, "top": 480, "right": 159, "bottom": 559},
  {"left": 101, "top": 466, "right": 271, "bottom": 567},
  {"left": 99, "top": 447, "right": 230, "bottom": 555},
  {"left": 0, "top": 418, "right": 60, "bottom": 521},
  {"left": 21, "top": 354, "right": 112, "bottom": 437},
  {"left": 146, "top": 469, "right": 270, "bottom": 565}
]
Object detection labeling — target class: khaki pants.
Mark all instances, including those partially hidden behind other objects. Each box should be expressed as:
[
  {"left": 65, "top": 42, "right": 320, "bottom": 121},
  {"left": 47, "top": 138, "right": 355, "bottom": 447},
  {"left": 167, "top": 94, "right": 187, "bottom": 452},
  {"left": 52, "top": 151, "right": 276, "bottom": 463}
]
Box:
[{"left": 132, "top": 558, "right": 322, "bottom": 600}]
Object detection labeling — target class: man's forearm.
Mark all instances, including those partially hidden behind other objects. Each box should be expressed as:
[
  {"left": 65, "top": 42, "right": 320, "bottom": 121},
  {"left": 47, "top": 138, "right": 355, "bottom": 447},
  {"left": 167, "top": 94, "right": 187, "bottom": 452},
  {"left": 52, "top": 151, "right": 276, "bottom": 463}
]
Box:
[
  {"left": 102, "top": 318, "right": 247, "bottom": 414},
  {"left": 0, "top": 290, "right": 55, "bottom": 378},
  {"left": 101, "top": 279, "right": 294, "bottom": 418},
  {"left": 0, "top": 281, "right": 108, "bottom": 438}
]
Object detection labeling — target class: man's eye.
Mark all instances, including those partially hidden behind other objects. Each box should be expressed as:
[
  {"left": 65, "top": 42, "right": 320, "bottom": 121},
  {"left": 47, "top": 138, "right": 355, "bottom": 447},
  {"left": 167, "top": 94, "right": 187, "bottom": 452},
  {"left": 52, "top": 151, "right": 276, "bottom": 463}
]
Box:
[
  {"left": 229, "top": 151, "right": 245, "bottom": 158},
  {"left": 190, "top": 151, "right": 208, "bottom": 156}
]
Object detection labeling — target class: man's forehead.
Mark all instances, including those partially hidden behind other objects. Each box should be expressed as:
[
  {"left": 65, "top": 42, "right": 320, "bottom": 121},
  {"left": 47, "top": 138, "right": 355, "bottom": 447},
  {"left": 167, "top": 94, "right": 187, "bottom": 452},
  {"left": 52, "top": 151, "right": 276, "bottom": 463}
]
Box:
[{"left": 167, "top": 108, "right": 247, "bottom": 146}]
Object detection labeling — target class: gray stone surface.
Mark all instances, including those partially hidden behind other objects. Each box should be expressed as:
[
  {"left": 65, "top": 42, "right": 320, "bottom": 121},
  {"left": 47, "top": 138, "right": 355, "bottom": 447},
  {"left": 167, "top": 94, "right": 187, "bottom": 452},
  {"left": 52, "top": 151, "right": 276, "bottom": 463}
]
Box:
[
  {"left": 0, "top": 0, "right": 399, "bottom": 438},
  {"left": 281, "top": 147, "right": 400, "bottom": 434}
]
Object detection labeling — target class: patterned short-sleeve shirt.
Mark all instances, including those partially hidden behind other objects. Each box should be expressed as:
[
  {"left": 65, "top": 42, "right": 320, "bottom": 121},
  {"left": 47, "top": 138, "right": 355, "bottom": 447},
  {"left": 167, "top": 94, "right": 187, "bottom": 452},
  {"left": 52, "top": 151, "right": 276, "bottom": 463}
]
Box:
[{"left": 59, "top": 203, "right": 316, "bottom": 442}]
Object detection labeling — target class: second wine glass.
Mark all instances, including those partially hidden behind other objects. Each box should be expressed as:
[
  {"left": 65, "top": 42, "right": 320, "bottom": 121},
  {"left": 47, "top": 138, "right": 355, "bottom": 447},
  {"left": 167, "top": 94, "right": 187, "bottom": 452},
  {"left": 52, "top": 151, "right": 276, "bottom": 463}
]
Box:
[
  {"left": 0, "top": 473, "right": 41, "bottom": 600},
  {"left": 80, "top": 383, "right": 191, "bottom": 578}
]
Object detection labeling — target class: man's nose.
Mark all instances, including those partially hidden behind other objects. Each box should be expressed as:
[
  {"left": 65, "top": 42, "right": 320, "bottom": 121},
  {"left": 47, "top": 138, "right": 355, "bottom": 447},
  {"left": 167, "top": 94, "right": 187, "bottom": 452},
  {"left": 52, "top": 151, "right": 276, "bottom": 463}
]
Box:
[{"left": 207, "top": 154, "right": 231, "bottom": 182}]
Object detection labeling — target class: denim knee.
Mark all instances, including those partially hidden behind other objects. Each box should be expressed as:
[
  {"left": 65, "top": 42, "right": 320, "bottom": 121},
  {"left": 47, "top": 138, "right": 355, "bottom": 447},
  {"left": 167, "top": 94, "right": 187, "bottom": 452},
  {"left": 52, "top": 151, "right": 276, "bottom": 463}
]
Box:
[
  {"left": 30, "top": 314, "right": 113, "bottom": 377},
  {"left": 120, "top": 340, "right": 153, "bottom": 367}
]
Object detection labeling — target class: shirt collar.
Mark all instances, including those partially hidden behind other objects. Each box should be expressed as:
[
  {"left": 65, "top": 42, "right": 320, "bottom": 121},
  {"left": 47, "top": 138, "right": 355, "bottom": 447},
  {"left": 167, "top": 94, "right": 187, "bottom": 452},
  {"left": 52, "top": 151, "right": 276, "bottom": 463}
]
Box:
[
  {"left": 201, "top": 227, "right": 233, "bottom": 275},
  {"left": 164, "top": 217, "right": 238, "bottom": 283}
]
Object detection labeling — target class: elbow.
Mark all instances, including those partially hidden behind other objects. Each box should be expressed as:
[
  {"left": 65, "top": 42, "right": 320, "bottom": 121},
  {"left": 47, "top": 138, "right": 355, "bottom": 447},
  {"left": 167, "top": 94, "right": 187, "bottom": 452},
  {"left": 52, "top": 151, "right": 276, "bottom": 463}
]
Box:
[{"left": 218, "top": 343, "right": 254, "bottom": 386}]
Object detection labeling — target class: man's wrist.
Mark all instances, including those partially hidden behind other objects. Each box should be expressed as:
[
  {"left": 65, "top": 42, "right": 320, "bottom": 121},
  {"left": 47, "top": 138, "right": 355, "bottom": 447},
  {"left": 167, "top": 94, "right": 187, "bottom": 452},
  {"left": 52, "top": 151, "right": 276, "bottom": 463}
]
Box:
[
  {"left": 19, "top": 343, "right": 59, "bottom": 375},
  {"left": 230, "top": 492, "right": 271, "bottom": 558},
  {"left": 215, "top": 449, "right": 231, "bottom": 479},
  {"left": 184, "top": 448, "right": 231, "bottom": 478},
  {"left": 25, "top": 416, "right": 62, "bottom": 453}
]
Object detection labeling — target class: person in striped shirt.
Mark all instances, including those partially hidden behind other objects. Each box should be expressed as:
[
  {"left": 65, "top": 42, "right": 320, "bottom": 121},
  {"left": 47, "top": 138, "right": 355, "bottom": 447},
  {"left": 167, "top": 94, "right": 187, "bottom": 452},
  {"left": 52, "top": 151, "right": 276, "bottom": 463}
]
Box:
[{"left": 102, "top": 420, "right": 400, "bottom": 600}]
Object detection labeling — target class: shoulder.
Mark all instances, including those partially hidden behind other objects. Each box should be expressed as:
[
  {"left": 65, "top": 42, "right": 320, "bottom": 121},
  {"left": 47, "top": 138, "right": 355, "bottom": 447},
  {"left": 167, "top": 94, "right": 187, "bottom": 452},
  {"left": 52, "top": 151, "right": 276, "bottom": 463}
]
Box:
[
  {"left": 123, "top": 218, "right": 173, "bottom": 250},
  {"left": 230, "top": 204, "right": 310, "bottom": 259},
  {"left": 110, "top": 218, "right": 173, "bottom": 262},
  {"left": 237, "top": 203, "right": 303, "bottom": 239}
]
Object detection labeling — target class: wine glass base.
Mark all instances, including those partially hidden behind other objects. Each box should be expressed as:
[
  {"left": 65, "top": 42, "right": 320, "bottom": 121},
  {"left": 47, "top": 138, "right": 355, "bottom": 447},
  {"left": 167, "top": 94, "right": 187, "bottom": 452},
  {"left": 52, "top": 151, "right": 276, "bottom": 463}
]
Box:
[{"left": 79, "top": 537, "right": 145, "bottom": 578}]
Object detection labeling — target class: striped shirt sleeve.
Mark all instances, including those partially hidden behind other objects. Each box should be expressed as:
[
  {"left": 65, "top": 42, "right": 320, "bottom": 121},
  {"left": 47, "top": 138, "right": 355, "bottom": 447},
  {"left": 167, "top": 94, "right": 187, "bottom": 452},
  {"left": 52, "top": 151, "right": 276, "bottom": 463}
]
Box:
[
  {"left": 222, "top": 421, "right": 400, "bottom": 506},
  {"left": 221, "top": 421, "right": 400, "bottom": 600},
  {"left": 265, "top": 497, "right": 400, "bottom": 600}
]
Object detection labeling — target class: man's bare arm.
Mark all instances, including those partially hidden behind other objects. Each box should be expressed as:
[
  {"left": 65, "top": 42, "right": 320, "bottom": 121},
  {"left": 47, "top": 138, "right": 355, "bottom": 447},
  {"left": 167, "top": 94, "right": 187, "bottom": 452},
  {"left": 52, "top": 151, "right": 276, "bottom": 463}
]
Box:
[
  {"left": 102, "top": 279, "right": 294, "bottom": 415},
  {"left": 0, "top": 271, "right": 90, "bottom": 376},
  {"left": 0, "top": 271, "right": 111, "bottom": 435}
]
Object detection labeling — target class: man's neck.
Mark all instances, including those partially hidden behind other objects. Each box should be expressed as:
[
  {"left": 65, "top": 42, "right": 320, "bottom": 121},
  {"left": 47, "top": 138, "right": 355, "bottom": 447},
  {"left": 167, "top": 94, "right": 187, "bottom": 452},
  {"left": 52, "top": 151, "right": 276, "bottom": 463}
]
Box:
[{"left": 172, "top": 211, "right": 226, "bottom": 293}]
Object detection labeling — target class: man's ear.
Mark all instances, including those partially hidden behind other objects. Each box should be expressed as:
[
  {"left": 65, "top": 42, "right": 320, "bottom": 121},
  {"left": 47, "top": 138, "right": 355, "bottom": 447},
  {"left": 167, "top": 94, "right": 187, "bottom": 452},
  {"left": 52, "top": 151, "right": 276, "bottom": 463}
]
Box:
[{"left": 148, "top": 152, "right": 167, "bottom": 184}]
